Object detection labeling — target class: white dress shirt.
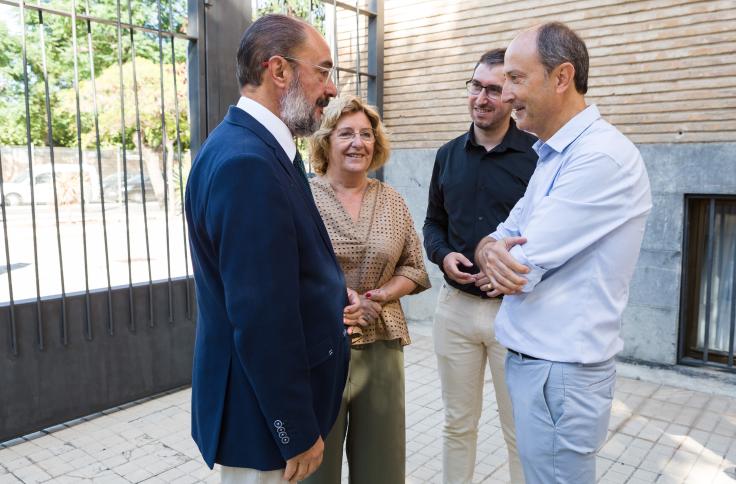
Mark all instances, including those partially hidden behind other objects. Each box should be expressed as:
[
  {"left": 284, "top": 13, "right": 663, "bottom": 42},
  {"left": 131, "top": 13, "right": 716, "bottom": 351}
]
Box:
[
  {"left": 236, "top": 96, "right": 296, "bottom": 161},
  {"left": 490, "top": 105, "right": 652, "bottom": 363}
]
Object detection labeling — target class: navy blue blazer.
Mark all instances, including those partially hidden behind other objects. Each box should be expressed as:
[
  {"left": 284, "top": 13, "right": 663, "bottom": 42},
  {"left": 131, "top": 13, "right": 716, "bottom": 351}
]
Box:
[{"left": 185, "top": 106, "right": 350, "bottom": 470}]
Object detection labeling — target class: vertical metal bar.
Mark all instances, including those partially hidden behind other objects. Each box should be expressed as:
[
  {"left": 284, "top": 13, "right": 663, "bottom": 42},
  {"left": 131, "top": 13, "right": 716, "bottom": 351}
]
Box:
[
  {"left": 157, "top": 0, "right": 174, "bottom": 323},
  {"left": 703, "top": 198, "right": 716, "bottom": 363},
  {"left": 126, "top": 0, "right": 155, "bottom": 326},
  {"left": 171, "top": 0, "right": 192, "bottom": 320},
  {"left": 71, "top": 0, "right": 93, "bottom": 341},
  {"left": 39, "top": 9, "right": 69, "bottom": 347},
  {"left": 0, "top": 150, "right": 18, "bottom": 356},
  {"left": 367, "top": 0, "right": 382, "bottom": 115},
  {"left": 354, "top": 0, "right": 360, "bottom": 95},
  {"left": 85, "top": 0, "right": 114, "bottom": 335},
  {"left": 367, "top": 0, "right": 383, "bottom": 180},
  {"left": 728, "top": 205, "right": 736, "bottom": 367},
  {"left": 19, "top": 0, "right": 44, "bottom": 351},
  {"left": 116, "top": 0, "right": 136, "bottom": 332},
  {"left": 678, "top": 196, "right": 691, "bottom": 364},
  {"left": 333, "top": 0, "right": 339, "bottom": 86},
  {"left": 716, "top": 202, "right": 727, "bottom": 353},
  {"left": 187, "top": 0, "right": 206, "bottom": 153}
]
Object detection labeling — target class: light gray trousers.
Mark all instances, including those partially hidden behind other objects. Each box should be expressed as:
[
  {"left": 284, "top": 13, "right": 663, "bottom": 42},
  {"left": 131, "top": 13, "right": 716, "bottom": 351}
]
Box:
[{"left": 505, "top": 352, "right": 616, "bottom": 484}]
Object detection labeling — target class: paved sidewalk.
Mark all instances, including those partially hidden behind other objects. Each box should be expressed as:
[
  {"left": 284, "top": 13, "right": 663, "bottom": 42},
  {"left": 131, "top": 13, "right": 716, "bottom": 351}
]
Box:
[{"left": 2, "top": 325, "right": 736, "bottom": 483}]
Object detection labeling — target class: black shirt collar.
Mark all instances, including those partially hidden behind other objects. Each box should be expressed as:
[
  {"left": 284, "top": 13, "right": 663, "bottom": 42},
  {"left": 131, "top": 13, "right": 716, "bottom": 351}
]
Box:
[{"left": 464, "top": 118, "right": 530, "bottom": 154}]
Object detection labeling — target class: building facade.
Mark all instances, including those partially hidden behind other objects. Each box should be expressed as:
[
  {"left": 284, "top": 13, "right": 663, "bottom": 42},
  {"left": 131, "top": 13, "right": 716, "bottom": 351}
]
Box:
[{"left": 380, "top": 0, "right": 736, "bottom": 369}]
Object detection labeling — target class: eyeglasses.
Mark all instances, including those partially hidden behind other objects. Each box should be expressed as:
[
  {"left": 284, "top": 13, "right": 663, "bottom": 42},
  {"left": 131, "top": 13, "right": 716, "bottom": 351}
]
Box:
[
  {"left": 334, "top": 128, "right": 375, "bottom": 143},
  {"left": 466, "top": 79, "right": 502, "bottom": 99},
  {"left": 281, "top": 55, "right": 335, "bottom": 85}
]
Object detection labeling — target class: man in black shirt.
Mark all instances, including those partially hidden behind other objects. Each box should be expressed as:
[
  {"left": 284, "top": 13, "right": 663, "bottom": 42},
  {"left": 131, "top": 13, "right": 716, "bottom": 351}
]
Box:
[{"left": 423, "top": 48, "right": 537, "bottom": 484}]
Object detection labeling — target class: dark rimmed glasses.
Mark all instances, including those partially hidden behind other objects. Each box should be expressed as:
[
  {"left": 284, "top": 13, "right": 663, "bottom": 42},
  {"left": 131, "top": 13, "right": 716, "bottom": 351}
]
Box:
[{"left": 466, "top": 79, "right": 502, "bottom": 99}]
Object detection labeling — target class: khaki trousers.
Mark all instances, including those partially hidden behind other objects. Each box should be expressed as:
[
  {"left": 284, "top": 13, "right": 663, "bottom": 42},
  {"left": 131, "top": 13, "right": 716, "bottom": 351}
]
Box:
[
  {"left": 303, "top": 339, "right": 405, "bottom": 484},
  {"left": 221, "top": 466, "right": 288, "bottom": 483},
  {"left": 433, "top": 283, "right": 524, "bottom": 483}
]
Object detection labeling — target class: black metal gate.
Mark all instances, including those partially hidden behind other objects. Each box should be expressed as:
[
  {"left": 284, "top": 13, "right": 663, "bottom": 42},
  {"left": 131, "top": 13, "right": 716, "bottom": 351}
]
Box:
[
  {"left": 0, "top": 0, "right": 382, "bottom": 442},
  {"left": 0, "top": 0, "right": 203, "bottom": 442}
]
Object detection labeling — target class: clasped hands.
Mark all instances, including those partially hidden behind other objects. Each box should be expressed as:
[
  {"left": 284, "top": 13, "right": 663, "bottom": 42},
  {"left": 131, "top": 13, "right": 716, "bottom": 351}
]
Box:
[
  {"left": 343, "top": 287, "right": 387, "bottom": 334},
  {"left": 444, "top": 236, "right": 529, "bottom": 297}
]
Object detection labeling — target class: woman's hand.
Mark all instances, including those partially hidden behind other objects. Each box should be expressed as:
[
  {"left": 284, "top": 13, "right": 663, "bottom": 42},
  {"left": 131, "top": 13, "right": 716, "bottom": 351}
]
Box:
[
  {"left": 364, "top": 288, "right": 390, "bottom": 304},
  {"left": 343, "top": 288, "right": 382, "bottom": 334}
]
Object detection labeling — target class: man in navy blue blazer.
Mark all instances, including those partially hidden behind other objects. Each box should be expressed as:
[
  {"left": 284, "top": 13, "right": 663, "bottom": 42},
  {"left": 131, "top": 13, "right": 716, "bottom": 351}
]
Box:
[{"left": 185, "top": 14, "right": 356, "bottom": 483}]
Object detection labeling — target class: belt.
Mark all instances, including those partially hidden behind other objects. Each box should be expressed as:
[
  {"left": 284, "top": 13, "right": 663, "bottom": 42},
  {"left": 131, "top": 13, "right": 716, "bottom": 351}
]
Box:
[{"left": 508, "top": 348, "right": 539, "bottom": 360}]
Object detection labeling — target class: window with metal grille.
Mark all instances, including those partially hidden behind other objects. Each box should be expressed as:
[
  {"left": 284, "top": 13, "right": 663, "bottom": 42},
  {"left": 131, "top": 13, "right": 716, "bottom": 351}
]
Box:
[{"left": 680, "top": 195, "right": 736, "bottom": 370}]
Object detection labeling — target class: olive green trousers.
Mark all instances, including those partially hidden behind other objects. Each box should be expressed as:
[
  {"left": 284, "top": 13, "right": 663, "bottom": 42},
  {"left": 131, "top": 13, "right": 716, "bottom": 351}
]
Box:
[{"left": 304, "top": 339, "right": 405, "bottom": 484}]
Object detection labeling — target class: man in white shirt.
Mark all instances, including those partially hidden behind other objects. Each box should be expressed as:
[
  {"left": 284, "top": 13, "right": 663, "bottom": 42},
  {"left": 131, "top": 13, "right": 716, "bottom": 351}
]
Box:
[
  {"left": 475, "top": 22, "right": 652, "bottom": 483},
  {"left": 186, "top": 14, "right": 361, "bottom": 484}
]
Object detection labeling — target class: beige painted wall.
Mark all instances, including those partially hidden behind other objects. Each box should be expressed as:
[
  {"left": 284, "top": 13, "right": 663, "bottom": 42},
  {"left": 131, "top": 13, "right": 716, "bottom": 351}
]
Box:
[{"left": 383, "top": 0, "right": 736, "bottom": 148}]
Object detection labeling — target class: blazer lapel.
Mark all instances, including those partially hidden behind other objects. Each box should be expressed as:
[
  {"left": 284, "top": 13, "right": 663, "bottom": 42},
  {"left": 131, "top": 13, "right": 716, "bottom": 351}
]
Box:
[{"left": 224, "top": 106, "right": 340, "bottom": 263}]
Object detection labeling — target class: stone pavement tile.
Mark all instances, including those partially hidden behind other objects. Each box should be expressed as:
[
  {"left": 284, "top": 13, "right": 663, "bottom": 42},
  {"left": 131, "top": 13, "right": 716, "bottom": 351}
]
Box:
[
  {"left": 706, "top": 396, "right": 730, "bottom": 413},
  {"left": 675, "top": 406, "right": 700, "bottom": 427},
  {"left": 656, "top": 474, "right": 683, "bottom": 484},
  {"left": 694, "top": 411, "right": 722, "bottom": 433},
  {"left": 652, "top": 386, "right": 694, "bottom": 404},
  {"left": 599, "top": 433, "right": 633, "bottom": 461},
  {"left": 170, "top": 473, "right": 202, "bottom": 484},
  {"left": 639, "top": 444, "right": 677, "bottom": 474},
  {"left": 707, "top": 433, "right": 732, "bottom": 456},
  {"left": 617, "top": 443, "right": 651, "bottom": 467},
  {"left": 640, "top": 400, "right": 681, "bottom": 421},
  {"left": 596, "top": 456, "right": 615, "bottom": 480},
  {"left": 0, "top": 475, "right": 22, "bottom": 484},
  {"left": 663, "top": 423, "right": 691, "bottom": 447},
  {"left": 9, "top": 463, "right": 51, "bottom": 483},
  {"left": 91, "top": 471, "right": 131, "bottom": 483},
  {"left": 64, "top": 461, "right": 112, "bottom": 480},
  {"left": 409, "top": 464, "right": 440, "bottom": 483},
  {"left": 625, "top": 379, "right": 661, "bottom": 398},
  {"left": 638, "top": 418, "right": 669, "bottom": 442},
  {"left": 603, "top": 461, "right": 637, "bottom": 481},
  {"left": 629, "top": 437, "right": 655, "bottom": 451},
  {"left": 1, "top": 456, "right": 32, "bottom": 473},
  {"left": 615, "top": 391, "right": 646, "bottom": 412},
  {"left": 714, "top": 416, "right": 736, "bottom": 438},
  {"left": 685, "top": 428, "right": 711, "bottom": 449},
  {"left": 685, "top": 453, "right": 724, "bottom": 482},
  {"left": 618, "top": 414, "right": 650, "bottom": 437},
  {"left": 34, "top": 455, "right": 76, "bottom": 478},
  {"left": 661, "top": 449, "right": 698, "bottom": 480},
  {"left": 631, "top": 467, "right": 659, "bottom": 482},
  {"left": 121, "top": 467, "right": 153, "bottom": 483},
  {"left": 686, "top": 392, "right": 711, "bottom": 410}
]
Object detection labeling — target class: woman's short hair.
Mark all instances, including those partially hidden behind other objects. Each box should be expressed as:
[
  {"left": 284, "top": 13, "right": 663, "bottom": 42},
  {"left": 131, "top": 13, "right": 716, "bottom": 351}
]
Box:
[{"left": 309, "top": 95, "right": 390, "bottom": 176}]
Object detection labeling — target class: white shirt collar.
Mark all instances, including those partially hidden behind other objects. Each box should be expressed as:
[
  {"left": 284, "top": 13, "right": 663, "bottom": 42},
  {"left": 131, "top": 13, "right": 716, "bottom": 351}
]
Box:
[{"left": 236, "top": 96, "right": 297, "bottom": 161}]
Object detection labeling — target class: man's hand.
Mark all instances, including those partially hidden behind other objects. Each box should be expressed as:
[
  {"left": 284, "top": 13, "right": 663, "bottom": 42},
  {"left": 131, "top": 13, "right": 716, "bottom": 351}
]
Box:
[
  {"left": 343, "top": 288, "right": 371, "bottom": 335},
  {"left": 442, "top": 252, "right": 478, "bottom": 284},
  {"left": 475, "top": 236, "right": 529, "bottom": 296},
  {"left": 283, "top": 436, "right": 324, "bottom": 483}
]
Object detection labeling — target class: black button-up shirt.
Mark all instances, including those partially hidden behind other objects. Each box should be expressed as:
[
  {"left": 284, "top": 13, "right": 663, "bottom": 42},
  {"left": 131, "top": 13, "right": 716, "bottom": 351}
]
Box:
[{"left": 423, "top": 120, "right": 538, "bottom": 297}]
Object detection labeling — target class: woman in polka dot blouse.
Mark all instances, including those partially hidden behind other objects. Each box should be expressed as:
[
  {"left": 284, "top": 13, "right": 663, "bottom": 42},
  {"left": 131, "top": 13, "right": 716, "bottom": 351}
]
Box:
[{"left": 304, "top": 94, "right": 430, "bottom": 484}]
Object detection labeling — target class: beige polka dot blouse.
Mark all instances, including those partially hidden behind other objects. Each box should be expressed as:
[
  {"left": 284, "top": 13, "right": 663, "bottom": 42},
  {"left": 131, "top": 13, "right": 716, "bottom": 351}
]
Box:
[{"left": 310, "top": 175, "right": 430, "bottom": 346}]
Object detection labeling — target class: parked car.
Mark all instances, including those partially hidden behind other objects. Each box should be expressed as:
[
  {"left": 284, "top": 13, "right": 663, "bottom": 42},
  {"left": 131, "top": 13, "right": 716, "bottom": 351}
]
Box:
[
  {"left": 2, "top": 164, "right": 100, "bottom": 206},
  {"left": 101, "top": 171, "right": 154, "bottom": 203}
]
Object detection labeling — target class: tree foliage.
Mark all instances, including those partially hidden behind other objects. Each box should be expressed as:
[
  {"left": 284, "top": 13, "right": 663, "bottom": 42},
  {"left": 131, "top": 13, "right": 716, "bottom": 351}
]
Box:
[
  {"left": 0, "top": 0, "right": 189, "bottom": 150},
  {"left": 255, "top": 0, "right": 326, "bottom": 35}
]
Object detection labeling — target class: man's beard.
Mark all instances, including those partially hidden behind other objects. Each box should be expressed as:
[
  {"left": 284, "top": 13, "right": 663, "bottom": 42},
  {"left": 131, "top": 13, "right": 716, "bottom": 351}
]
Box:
[{"left": 280, "top": 71, "right": 329, "bottom": 137}]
